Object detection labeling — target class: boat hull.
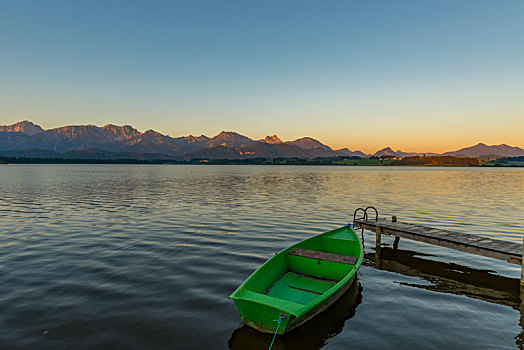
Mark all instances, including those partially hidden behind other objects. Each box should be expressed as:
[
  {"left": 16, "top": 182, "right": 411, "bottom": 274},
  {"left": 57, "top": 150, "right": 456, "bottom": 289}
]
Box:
[{"left": 230, "top": 225, "right": 363, "bottom": 334}]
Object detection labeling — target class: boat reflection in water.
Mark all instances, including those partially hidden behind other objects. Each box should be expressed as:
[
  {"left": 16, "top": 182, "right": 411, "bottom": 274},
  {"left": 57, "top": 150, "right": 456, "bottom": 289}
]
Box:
[
  {"left": 228, "top": 279, "right": 362, "bottom": 350},
  {"left": 229, "top": 246, "right": 523, "bottom": 349}
]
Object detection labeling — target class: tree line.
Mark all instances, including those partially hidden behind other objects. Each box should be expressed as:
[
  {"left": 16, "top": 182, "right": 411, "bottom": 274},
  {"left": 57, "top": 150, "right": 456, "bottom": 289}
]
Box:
[{"left": 2, "top": 155, "right": 520, "bottom": 166}]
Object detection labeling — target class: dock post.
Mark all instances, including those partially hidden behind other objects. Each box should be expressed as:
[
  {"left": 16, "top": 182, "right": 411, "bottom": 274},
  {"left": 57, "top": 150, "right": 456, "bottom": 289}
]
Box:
[
  {"left": 393, "top": 237, "right": 400, "bottom": 249},
  {"left": 521, "top": 234, "right": 524, "bottom": 286},
  {"left": 391, "top": 216, "right": 400, "bottom": 249},
  {"left": 375, "top": 225, "right": 382, "bottom": 249},
  {"left": 375, "top": 225, "right": 382, "bottom": 268}
]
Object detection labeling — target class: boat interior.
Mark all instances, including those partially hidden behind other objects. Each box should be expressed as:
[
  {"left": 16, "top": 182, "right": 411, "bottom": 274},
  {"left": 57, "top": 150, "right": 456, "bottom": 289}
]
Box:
[{"left": 236, "top": 227, "right": 361, "bottom": 314}]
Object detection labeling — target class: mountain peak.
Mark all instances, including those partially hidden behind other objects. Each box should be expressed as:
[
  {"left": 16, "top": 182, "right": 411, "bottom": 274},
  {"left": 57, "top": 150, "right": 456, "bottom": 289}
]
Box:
[
  {"left": 295, "top": 137, "right": 315, "bottom": 142},
  {"left": 442, "top": 143, "right": 524, "bottom": 158},
  {"left": 373, "top": 147, "right": 397, "bottom": 157},
  {"left": 143, "top": 129, "right": 164, "bottom": 136},
  {"left": 102, "top": 124, "right": 141, "bottom": 139},
  {"left": 0, "top": 120, "right": 44, "bottom": 135},
  {"left": 181, "top": 134, "right": 209, "bottom": 141},
  {"left": 336, "top": 148, "right": 369, "bottom": 157},
  {"left": 286, "top": 137, "right": 332, "bottom": 151},
  {"left": 217, "top": 131, "right": 240, "bottom": 136},
  {"left": 263, "top": 135, "right": 282, "bottom": 144},
  {"left": 206, "top": 131, "right": 254, "bottom": 148}
]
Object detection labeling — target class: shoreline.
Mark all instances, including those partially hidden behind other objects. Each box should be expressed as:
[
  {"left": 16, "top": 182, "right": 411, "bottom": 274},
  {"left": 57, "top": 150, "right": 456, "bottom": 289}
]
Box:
[{"left": 0, "top": 157, "right": 521, "bottom": 167}]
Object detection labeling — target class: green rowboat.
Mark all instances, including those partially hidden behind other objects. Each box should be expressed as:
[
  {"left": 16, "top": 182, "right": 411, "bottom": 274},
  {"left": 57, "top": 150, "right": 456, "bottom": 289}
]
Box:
[{"left": 230, "top": 225, "right": 363, "bottom": 334}]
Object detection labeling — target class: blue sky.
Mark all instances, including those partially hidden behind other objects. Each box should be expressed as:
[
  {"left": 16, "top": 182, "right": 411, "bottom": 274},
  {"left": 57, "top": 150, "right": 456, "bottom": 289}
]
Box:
[{"left": 1, "top": 0, "right": 523, "bottom": 152}]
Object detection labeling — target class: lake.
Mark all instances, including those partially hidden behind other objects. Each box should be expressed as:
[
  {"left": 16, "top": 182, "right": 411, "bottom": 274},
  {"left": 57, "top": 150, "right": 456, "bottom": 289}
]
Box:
[{"left": 1, "top": 165, "right": 523, "bottom": 349}]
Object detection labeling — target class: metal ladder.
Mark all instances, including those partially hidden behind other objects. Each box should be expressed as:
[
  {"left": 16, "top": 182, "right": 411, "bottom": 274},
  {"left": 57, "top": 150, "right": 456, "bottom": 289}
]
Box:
[{"left": 351, "top": 206, "right": 379, "bottom": 247}]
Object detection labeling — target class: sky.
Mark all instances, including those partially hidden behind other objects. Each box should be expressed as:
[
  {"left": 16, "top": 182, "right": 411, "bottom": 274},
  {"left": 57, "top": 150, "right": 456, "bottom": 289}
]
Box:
[{"left": 1, "top": 0, "right": 523, "bottom": 153}]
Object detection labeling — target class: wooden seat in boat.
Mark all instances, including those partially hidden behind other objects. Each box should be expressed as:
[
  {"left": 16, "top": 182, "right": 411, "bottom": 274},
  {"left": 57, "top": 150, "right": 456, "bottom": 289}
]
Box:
[{"left": 286, "top": 248, "right": 358, "bottom": 265}]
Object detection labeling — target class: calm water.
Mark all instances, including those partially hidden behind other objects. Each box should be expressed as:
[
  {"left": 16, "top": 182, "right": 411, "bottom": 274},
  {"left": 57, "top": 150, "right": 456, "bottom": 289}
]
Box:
[{"left": 1, "top": 165, "right": 523, "bottom": 349}]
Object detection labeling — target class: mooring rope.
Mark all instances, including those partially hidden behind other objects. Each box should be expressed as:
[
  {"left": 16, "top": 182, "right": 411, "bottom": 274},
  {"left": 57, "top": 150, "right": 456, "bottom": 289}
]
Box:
[{"left": 268, "top": 313, "right": 286, "bottom": 350}]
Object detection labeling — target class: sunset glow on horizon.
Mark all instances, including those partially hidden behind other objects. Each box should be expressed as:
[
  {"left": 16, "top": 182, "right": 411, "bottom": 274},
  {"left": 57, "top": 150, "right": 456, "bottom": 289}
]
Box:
[{"left": 1, "top": 0, "right": 523, "bottom": 154}]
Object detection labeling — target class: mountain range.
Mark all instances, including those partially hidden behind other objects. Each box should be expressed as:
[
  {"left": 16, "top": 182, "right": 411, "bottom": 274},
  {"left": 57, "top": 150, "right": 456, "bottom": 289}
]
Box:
[{"left": 0, "top": 121, "right": 523, "bottom": 160}]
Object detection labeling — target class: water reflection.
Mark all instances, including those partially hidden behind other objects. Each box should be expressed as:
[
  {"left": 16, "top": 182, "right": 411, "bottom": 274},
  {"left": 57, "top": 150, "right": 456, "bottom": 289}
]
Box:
[
  {"left": 228, "top": 280, "right": 362, "bottom": 350},
  {"left": 370, "top": 246, "right": 524, "bottom": 348},
  {"left": 369, "top": 247, "right": 521, "bottom": 309}
]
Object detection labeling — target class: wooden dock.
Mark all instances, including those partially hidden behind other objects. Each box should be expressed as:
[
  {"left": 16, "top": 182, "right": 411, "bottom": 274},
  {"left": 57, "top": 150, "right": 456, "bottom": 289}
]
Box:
[{"left": 354, "top": 217, "right": 524, "bottom": 283}]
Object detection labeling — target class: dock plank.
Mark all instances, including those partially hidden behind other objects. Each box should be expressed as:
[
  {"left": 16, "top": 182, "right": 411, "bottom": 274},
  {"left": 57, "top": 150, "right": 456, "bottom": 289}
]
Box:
[{"left": 355, "top": 218, "right": 522, "bottom": 264}]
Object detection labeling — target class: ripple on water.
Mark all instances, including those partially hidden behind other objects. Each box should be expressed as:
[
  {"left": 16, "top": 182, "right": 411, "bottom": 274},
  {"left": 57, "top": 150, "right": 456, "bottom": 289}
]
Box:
[{"left": 0, "top": 165, "right": 522, "bottom": 349}]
